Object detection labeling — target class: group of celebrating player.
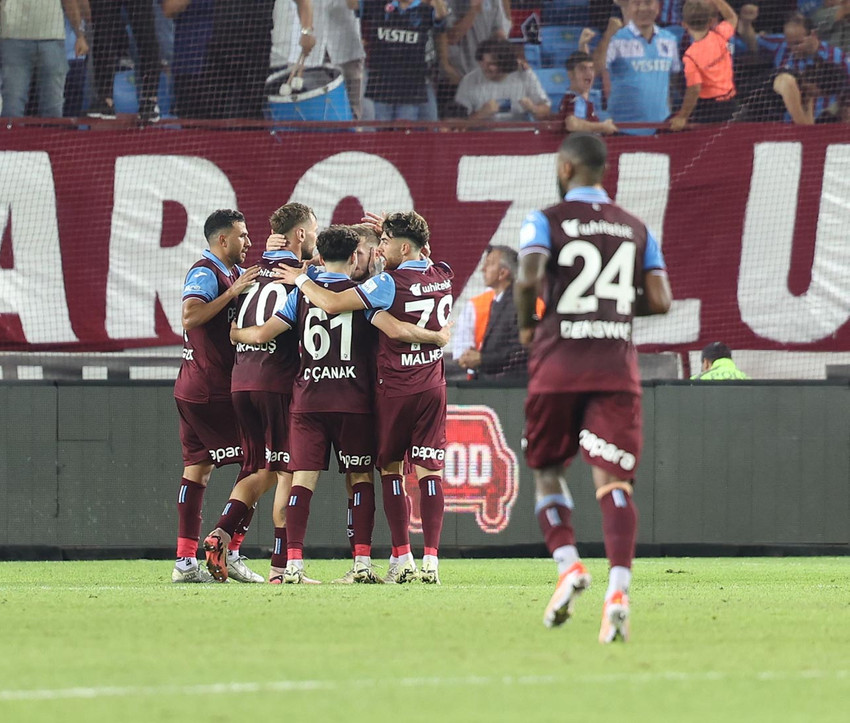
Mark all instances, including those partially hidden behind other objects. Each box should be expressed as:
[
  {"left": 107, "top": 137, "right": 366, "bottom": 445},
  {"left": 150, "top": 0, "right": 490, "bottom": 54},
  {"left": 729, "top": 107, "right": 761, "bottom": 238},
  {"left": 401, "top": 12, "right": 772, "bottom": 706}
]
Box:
[
  {"left": 171, "top": 132, "right": 672, "bottom": 644},
  {"left": 173, "top": 204, "right": 453, "bottom": 587}
]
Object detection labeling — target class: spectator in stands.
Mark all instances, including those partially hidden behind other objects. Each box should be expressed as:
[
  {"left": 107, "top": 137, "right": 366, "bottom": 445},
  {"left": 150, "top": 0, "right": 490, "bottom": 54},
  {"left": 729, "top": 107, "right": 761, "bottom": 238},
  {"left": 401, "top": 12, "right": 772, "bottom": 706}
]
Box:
[
  {"left": 276, "top": 0, "right": 364, "bottom": 119},
  {"left": 85, "top": 0, "right": 161, "bottom": 122},
  {"left": 163, "top": 0, "right": 212, "bottom": 118},
  {"left": 62, "top": 2, "right": 91, "bottom": 117},
  {"left": 658, "top": 0, "right": 684, "bottom": 25},
  {"left": 361, "top": 0, "right": 448, "bottom": 122},
  {"left": 594, "top": 0, "right": 683, "bottom": 135},
  {"left": 670, "top": 0, "right": 738, "bottom": 130},
  {"left": 813, "top": 0, "right": 850, "bottom": 52},
  {"left": 1, "top": 0, "right": 88, "bottom": 118},
  {"left": 733, "top": 56, "right": 847, "bottom": 121},
  {"left": 199, "top": 0, "right": 286, "bottom": 119},
  {"left": 437, "top": 0, "right": 511, "bottom": 115},
  {"left": 737, "top": 8, "right": 850, "bottom": 111},
  {"left": 455, "top": 37, "right": 550, "bottom": 120},
  {"left": 454, "top": 246, "right": 531, "bottom": 381},
  {"left": 691, "top": 342, "right": 750, "bottom": 379},
  {"left": 560, "top": 50, "right": 619, "bottom": 133}
]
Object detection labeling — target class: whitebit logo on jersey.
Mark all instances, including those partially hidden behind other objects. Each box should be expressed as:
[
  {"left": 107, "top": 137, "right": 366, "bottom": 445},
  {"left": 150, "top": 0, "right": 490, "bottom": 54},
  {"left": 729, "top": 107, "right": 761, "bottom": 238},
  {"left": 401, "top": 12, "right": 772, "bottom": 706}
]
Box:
[
  {"left": 561, "top": 219, "right": 634, "bottom": 239},
  {"left": 411, "top": 280, "right": 451, "bottom": 296}
]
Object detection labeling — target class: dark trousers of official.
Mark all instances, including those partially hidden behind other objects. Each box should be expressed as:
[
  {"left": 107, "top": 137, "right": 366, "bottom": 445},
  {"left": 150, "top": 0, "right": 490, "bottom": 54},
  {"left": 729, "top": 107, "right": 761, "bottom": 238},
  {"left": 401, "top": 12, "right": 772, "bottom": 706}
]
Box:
[{"left": 90, "top": 0, "right": 161, "bottom": 103}]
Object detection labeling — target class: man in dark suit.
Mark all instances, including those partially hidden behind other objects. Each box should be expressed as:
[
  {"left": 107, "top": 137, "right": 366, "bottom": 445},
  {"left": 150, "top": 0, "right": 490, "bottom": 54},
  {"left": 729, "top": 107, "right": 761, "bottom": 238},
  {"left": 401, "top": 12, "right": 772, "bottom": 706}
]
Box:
[{"left": 457, "top": 245, "right": 529, "bottom": 381}]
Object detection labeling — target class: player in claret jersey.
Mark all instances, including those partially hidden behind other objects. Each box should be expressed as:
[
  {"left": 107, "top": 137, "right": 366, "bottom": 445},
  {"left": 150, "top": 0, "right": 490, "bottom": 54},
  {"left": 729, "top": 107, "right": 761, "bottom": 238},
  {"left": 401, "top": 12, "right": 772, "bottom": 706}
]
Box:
[
  {"left": 172, "top": 209, "right": 260, "bottom": 583},
  {"left": 201, "top": 203, "right": 318, "bottom": 583},
  {"left": 232, "top": 225, "right": 449, "bottom": 583},
  {"left": 276, "top": 212, "right": 453, "bottom": 585},
  {"left": 515, "top": 133, "right": 672, "bottom": 641}
]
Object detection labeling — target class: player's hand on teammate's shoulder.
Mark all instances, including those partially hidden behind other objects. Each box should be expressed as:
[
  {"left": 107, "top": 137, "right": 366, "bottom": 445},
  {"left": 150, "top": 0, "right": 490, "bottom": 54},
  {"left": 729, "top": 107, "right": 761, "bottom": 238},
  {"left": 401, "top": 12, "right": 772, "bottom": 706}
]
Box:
[
  {"left": 266, "top": 233, "right": 289, "bottom": 251},
  {"left": 272, "top": 261, "right": 309, "bottom": 285},
  {"left": 231, "top": 266, "right": 260, "bottom": 295}
]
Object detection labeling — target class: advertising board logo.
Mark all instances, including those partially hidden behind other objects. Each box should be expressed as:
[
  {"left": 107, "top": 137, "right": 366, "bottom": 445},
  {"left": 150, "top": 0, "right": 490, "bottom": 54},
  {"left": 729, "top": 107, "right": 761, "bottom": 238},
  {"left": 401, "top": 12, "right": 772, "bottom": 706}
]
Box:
[{"left": 406, "top": 405, "right": 519, "bottom": 534}]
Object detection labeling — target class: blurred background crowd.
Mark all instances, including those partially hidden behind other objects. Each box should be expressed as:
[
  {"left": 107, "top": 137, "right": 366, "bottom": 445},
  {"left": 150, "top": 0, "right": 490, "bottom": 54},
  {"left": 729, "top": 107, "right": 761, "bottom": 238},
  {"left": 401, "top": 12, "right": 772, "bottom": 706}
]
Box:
[{"left": 0, "top": 0, "right": 848, "bottom": 127}]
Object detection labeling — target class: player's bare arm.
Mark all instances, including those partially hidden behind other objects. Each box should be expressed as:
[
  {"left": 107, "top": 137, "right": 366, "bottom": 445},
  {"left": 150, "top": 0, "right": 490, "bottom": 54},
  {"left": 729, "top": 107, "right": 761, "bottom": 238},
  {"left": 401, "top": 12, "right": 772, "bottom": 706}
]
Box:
[
  {"left": 372, "top": 310, "right": 451, "bottom": 347},
  {"left": 274, "top": 263, "right": 365, "bottom": 314},
  {"left": 515, "top": 252, "right": 547, "bottom": 345},
  {"left": 635, "top": 270, "right": 673, "bottom": 316},
  {"left": 230, "top": 316, "right": 291, "bottom": 345},
  {"left": 182, "top": 265, "right": 260, "bottom": 331}
]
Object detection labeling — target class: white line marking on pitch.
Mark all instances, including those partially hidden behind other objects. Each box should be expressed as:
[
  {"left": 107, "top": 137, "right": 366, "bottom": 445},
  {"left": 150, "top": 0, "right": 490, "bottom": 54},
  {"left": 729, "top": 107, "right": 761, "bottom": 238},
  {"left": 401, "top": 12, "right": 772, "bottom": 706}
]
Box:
[{"left": 0, "top": 670, "right": 847, "bottom": 702}]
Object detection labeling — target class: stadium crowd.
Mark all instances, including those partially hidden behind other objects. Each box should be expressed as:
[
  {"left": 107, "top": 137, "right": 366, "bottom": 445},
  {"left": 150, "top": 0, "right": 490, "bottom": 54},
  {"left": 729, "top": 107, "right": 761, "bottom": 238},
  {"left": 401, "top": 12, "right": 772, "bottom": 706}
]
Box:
[{"left": 0, "top": 0, "right": 848, "bottom": 126}]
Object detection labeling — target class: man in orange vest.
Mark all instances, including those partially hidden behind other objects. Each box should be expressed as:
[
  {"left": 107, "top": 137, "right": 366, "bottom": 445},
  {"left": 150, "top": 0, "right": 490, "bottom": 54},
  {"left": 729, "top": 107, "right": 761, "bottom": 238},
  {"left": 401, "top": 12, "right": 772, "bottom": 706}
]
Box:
[{"left": 453, "top": 245, "right": 542, "bottom": 379}]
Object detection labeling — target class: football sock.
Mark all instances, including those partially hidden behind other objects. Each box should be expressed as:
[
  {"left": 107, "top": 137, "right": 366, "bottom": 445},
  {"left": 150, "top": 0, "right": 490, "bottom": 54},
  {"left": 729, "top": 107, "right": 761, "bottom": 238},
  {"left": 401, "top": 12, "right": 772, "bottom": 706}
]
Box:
[
  {"left": 535, "top": 494, "right": 576, "bottom": 561},
  {"left": 285, "top": 486, "right": 313, "bottom": 561},
  {"left": 606, "top": 566, "right": 632, "bottom": 599},
  {"left": 598, "top": 486, "right": 638, "bottom": 570},
  {"left": 422, "top": 553, "right": 438, "bottom": 570},
  {"left": 176, "top": 478, "right": 205, "bottom": 558},
  {"left": 175, "top": 557, "right": 198, "bottom": 571},
  {"left": 381, "top": 474, "right": 410, "bottom": 550},
  {"left": 418, "top": 475, "right": 444, "bottom": 556},
  {"left": 271, "top": 526, "right": 288, "bottom": 568},
  {"left": 351, "top": 482, "right": 375, "bottom": 558},
  {"left": 553, "top": 545, "right": 581, "bottom": 575},
  {"left": 215, "top": 499, "right": 249, "bottom": 538},
  {"left": 346, "top": 497, "right": 355, "bottom": 557},
  {"left": 229, "top": 504, "right": 255, "bottom": 551}
]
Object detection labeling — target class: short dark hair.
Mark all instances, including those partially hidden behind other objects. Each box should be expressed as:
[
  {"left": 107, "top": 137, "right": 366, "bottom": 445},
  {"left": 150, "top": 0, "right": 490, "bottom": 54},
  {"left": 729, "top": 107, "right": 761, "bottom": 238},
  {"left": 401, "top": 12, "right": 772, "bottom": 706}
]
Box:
[
  {"left": 269, "top": 203, "right": 314, "bottom": 235},
  {"left": 383, "top": 211, "right": 430, "bottom": 249},
  {"left": 317, "top": 225, "right": 360, "bottom": 262},
  {"left": 566, "top": 51, "right": 593, "bottom": 74},
  {"left": 558, "top": 132, "right": 607, "bottom": 182},
  {"left": 204, "top": 209, "right": 244, "bottom": 244},
  {"left": 701, "top": 341, "right": 733, "bottom": 363},
  {"left": 476, "top": 38, "right": 519, "bottom": 75},
  {"left": 784, "top": 11, "right": 814, "bottom": 33},
  {"left": 486, "top": 244, "right": 518, "bottom": 278},
  {"left": 682, "top": 0, "right": 712, "bottom": 31}
]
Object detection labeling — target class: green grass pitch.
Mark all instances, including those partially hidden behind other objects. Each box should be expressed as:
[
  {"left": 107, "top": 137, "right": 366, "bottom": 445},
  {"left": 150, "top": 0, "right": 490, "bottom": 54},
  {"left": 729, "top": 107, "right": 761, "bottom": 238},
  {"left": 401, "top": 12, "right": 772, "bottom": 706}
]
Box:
[{"left": 0, "top": 557, "right": 847, "bottom": 722}]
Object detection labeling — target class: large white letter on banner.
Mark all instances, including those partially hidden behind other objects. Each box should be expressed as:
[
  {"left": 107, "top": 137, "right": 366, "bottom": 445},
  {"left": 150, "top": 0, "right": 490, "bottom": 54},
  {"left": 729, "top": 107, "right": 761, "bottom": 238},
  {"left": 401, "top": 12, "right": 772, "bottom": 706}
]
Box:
[
  {"left": 739, "top": 142, "right": 850, "bottom": 343},
  {"left": 616, "top": 153, "right": 700, "bottom": 345},
  {"left": 290, "top": 152, "right": 414, "bottom": 227},
  {"left": 0, "top": 151, "right": 77, "bottom": 343},
  {"left": 105, "top": 156, "right": 237, "bottom": 339}
]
